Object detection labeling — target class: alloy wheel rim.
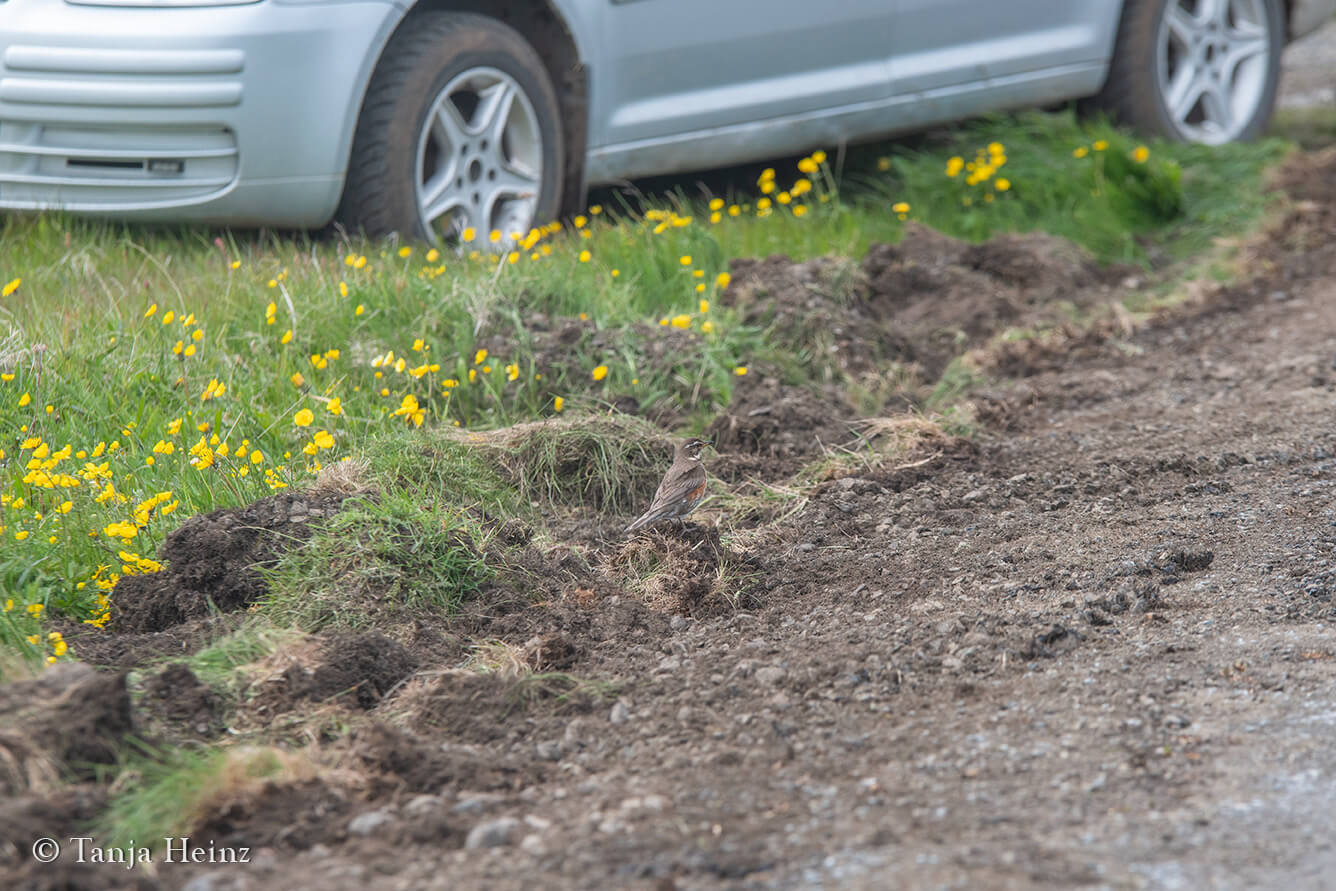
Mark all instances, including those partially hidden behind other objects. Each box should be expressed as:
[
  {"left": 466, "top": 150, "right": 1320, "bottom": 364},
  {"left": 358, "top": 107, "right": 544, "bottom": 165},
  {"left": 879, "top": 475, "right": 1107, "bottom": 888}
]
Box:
[
  {"left": 414, "top": 67, "right": 542, "bottom": 245},
  {"left": 1155, "top": 0, "right": 1271, "bottom": 144}
]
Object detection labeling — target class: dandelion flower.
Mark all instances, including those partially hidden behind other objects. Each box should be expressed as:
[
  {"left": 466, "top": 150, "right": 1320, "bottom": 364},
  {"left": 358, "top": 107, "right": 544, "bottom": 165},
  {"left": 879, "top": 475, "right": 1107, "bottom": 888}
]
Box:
[
  {"left": 592, "top": 365, "right": 608, "bottom": 382},
  {"left": 811, "top": 150, "right": 827, "bottom": 164},
  {"left": 355, "top": 304, "right": 365, "bottom": 316},
  {"left": 474, "top": 348, "right": 488, "bottom": 365},
  {"left": 291, "top": 372, "right": 305, "bottom": 387},
  {"left": 611, "top": 269, "right": 620, "bottom": 278},
  {"left": 892, "top": 201, "right": 910, "bottom": 214},
  {"left": 793, "top": 205, "right": 808, "bottom": 217},
  {"left": 398, "top": 246, "right": 412, "bottom": 258},
  {"left": 1093, "top": 139, "right": 1108, "bottom": 151},
  {"left": 462, "top": 227, "right": 477, "bottom": 242},
  {"left": 553, "top": 396, "right": 564, "bottom": 412},
  {"left": 671, "top": 314, "right": 692, "bottom": 329},
  {"left": 1132, "top": 145, "right": 1150, "bottom": 163},
  {"left": 701, "top": 320, "right": 715, "bottom": 334},
  {"left": 2, "top": 278, "right": 20, "bottom": 298},
  {"left": 699, "top": 299, "right": 710, "bottom": 313},
  {"left": 281, "top": 329, "right": 293, "bottom": 345},
  {"left": 293, "top": 408, "right": 314, "bottom": 427},
  {"left": 313, "top": 430, "right": 335, "bottom": 450},
  {"left": 735, "top": 366, "right": 748, "bottom": 376},
  {"left": 162, "top": 310, "right": 175, "bottom": 325},
  {"left": 995, "top": 178, "right": 1011, "bottom": 192},
  {"left": 1073, "top": 146, "right": 1089, "bottom": 158},
  {"left": 328, "top": 397, "right": 343, "bottom": 415},
  {"left": 680, "top": 255, "right": 692, "bottom": 266},
  {"left": 19, "top": 392, "right": 31, "bottom": 407},
  {"left": 578, "top": 250, "right": 591, "bottom": 263},
  {"left": 798, "top": 157, "right": 818, "bottom": 174}
]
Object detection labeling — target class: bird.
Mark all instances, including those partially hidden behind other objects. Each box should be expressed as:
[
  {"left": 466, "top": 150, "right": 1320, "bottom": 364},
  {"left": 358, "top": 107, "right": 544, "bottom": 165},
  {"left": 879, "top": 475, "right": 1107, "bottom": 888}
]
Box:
[{"left": 625, "top": 438, "right": 711, "bottom": 534}]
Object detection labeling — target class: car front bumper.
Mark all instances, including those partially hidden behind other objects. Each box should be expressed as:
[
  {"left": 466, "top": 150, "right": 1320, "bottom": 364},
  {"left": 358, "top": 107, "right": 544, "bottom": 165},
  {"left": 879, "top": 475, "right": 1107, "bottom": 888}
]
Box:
[{"left": 0, "top": 0, "right": 398, "bottom": 227}]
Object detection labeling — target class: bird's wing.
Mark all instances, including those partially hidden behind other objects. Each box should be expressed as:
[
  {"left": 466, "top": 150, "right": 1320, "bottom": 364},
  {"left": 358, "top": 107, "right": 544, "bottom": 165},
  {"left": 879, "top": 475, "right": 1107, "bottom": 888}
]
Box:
[{"left": 649, "top": 462, "right": 704, "bottom": 510}]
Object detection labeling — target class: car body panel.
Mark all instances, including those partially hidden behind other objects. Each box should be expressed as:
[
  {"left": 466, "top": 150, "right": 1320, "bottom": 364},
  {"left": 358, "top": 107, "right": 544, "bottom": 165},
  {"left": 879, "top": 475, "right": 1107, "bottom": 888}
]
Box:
[
  {"left": 587, "top": 0, "right": 893, "bottom": 147},
  {"left": 0, "top": 0, "right": 402, "bottom": 225},
  {"left": 1, "top": 0, "right": 1332, "bottom": 227}
]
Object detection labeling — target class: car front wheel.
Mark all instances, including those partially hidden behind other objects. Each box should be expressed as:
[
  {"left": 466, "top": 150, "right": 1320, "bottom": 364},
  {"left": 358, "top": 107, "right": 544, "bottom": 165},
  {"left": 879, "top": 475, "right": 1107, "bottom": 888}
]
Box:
[
  {"left": 1089, "top": 0, "right": 1284, "bottom": 144},
  {"left": 336, "top": 11, "right": 564, "bottom": 244}
]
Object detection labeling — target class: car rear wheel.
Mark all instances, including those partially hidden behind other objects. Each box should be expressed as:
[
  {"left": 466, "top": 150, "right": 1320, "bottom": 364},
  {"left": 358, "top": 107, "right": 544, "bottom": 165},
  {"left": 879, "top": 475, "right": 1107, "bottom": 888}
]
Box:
[
  {"left": 1087, "top": 0, "right": 1284, "bottom": 144},
  {"left": 336, "top": 11, "right": 564, "bottom": 244}
]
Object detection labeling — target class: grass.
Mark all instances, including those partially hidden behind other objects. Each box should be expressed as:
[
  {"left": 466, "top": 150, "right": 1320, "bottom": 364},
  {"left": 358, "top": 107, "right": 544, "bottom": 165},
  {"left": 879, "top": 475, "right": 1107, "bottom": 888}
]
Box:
[
  {"left": 96, "top": 742, "right": 313, "bottom": 853},
  {"left": 260, "top": 490, "right": 492, "bottom": 631},
  {"left": 0, "top": 107, "right": 1300, "bottom": 650}
]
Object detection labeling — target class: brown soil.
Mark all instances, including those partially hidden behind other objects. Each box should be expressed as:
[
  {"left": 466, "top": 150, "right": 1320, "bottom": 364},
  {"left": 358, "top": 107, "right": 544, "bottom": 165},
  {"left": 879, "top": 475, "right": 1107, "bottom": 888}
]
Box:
[
  {"left": 8, "top": 147, "right": 1336, "bottom": 890},
  {"left": 110, "top": 491, "right": 353, "bottom": 633}
]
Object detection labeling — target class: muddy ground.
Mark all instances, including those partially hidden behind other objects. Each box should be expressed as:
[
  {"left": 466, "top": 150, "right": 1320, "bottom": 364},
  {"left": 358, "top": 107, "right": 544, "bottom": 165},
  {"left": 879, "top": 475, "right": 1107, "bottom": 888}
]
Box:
[{"left": 5, "top": 147, "right": 1336, "bottom": 891}]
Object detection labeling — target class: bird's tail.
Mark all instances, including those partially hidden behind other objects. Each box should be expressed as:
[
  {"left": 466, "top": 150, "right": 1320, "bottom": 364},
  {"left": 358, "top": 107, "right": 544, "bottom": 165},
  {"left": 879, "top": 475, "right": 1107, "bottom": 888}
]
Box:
[{"left": 624, "top": 511, "right": 653, "bottom": 534}]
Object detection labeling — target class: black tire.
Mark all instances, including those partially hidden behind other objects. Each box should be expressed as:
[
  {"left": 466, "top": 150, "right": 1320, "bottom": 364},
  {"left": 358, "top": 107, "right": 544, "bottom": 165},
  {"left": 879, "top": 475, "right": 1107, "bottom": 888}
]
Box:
[
  {"left": 1083, "top": 0, "right": 1284, "bottom": 143},
  {"left": 335, "top": 11, "right": 565, "bottom": 242}
]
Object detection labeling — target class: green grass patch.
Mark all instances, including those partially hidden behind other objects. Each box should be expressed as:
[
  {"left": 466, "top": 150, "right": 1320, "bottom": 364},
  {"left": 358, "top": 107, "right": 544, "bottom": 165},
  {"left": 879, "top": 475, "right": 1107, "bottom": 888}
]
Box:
[{"left": 259, "top": 491, "right": 491, "bottom": 631}]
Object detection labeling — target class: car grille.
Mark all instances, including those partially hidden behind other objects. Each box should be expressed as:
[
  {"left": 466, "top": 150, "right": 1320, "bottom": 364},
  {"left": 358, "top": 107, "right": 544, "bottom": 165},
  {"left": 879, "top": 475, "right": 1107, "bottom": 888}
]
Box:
[{"left": 0, "top": 46, "right": 242, "bottom": 209}]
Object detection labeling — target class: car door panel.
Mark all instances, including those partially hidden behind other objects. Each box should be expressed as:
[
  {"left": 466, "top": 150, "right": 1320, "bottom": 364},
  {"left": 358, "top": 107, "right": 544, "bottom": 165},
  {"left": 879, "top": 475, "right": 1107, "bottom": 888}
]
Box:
[
  {"left": 891, "top": 0, "right": 1120, "bottom": 94},
  {"left": 592, "top": 0, "right": 894, "bottom": 147}
]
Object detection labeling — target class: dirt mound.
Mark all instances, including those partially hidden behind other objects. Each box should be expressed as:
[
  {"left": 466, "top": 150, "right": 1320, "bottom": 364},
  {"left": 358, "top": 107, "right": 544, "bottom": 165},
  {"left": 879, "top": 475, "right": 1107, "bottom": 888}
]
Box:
[
  {"left": 0, "top": 788, "right": 153, "bottom": 891},
  {"left": 248, "top": 631, "right": 417, "bottom": 720},
  {"left": 722, "top": 225, "right": 1126, "bottom": 387},
  {"left": 0, "top": 664, "right": 132, "bottom": 793},
  {"left": 346, "top": 716, "right": 545, "bottom": 791},
  {"left": 111, "top": 491, "right": 352, "bottom": 633},
  {"left": 142, "top": 663, "right": 225, "bottom": 738},
  {"left": 192, "top": 775, "right": 348, "bottom": 854},
  {"left": 707, "top": 373, "right": 858, "bottom": 470},
  {"left": 608, "top": 524, "right": 762, "bottom": 616}
]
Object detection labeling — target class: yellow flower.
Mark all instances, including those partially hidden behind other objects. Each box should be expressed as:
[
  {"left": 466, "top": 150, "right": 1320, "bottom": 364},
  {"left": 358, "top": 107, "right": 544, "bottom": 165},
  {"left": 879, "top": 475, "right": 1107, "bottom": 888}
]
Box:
[
  {"left": 995, "top": 178, "right": 1011, "bottom": 192},
  {"left": 1073, "top": 146, "right": 1089, "bottom": 158},
  {"left": 578, "top": 250, "right": 591, "bottom": 263},
  {"left": 759, "top": 180, "right": 775, "bottom": 195},
  {"left": 443, "top": 379, "right": 458, "bottom": 389},
  {"left": 987, "top": 141, "right": 1004, "bottom": 156},
  {"left": 393, "top": 394, "right": 425, "bottom": 427},
  {"left": 592, "top": 365, "right": 608, "bottom": 382},
  {"left": 15, "top": 530, "right": 28, "bottom": 541},
  {"left": 811, "top": 150, "right": 826, "bottom": 164},
  {"left": 701, "top": 320, "right": 715, "bottom": 334},
  {"left": 290, "top": 371, "right": 305, "bottom": 387},
  {"left": 398, "top": 246, "right": 412, "bottom": 258},
  {"left": 144, "top": 302, "right": 157, "bottom": 317},
  {"left": 777, "top": 192, "right": 791, "bottom": 205},
  {"left": 231, "top": 260, "right": 241, "bottom": 270},
  {"left": 339, "top": 281, "right": 349, "bottom": 297},
  {"left": 611, "top": 269, "right": 620, "bottom": 278},
  {"left": 162, "top": 310, "right": 175, "bottom": 325},
  {"left": 474, "top": 348, "right": 488, "bottom": 365},
  {"left": 735, "top": 366, "right": 748, "bottom": 376},
  {"left": 506, "top": 363, "right": 519, "bottom": 382},
  {"left": 313, "top": 430, "right": 335, "bottom": 450},
  {"left": 699, "top": 299, "right": 710, "bottom": 313},
  {"left": 426, "top": 248, "right": 440, "bottom": 263},
  {"left": 293, "top": 408, "right": 314, "bottom": 427},
  {"left": 589, "top": 204, "right": 603, "bottom": 215},
  {"left": 574, "top": 215, "right": 587, "bottom": 228},
  {"left": 488, "top": 229, "right": 502, "bottom": 243},
  {"left": 355, "top": 304, "right": 365, "bottom": 316},
  {"left": 679, "top": 255, "right": 692, "bottom": 266},
  {"left": 462, "top": 227, "right": 477, "bottom": 242},
  {"left": 201, "top": 378, "right": 226, "bottom": 401},
  {"left": 670, "top": 314, "right": 691, "bottom": 329},
  {"left": 758, "top": 167, "right": 775, "bottom": 182},
  {"left": 19, "top": 391, "right": 32, "bottom": 407},
  {"left": 353, "top": 255, "right": 367, "bottom": 269},
  {"left": 945, "top": 156, "right": 964, "bottom": 177},
  {"left": 797, "top": 157, "right": 818, "bottom": 174},
  {"left": 1093, "top": 139, "right": 1109, "bottom": 151},
  {"left": 793, "top": 205, "right": 808, "bottom": 217},
  {"left": 553, "top": 396, "right": 564, "bottom": 412},
  {"left": 892, "top": 201, "right": 910, "bottom": 214},
  {"left": 1, "top": 278, "right": 20, "bottom": 297},
  {"left": 328, "top": 397, "right": 343, "bottom": 415},
  {"left": 716, "top": 272, "right": 732, "bottom": 290},
  {"left": 695, "top": 283, "right": 706, "bottom": 293},
  {"left": 191, "top": 329, "right": 204, "bottom": 342},
  {"left": 251, "top": 450, "right": 263, "bottom": 465},
  {"left": 281, "top": 329, "right": 293, "bottom": 345},
  {"left": 1132, "top": 145, "right": 1150, "bottom": 163},
  {"left": 709, "top": 197, "right": 725, "bottom": 211}
]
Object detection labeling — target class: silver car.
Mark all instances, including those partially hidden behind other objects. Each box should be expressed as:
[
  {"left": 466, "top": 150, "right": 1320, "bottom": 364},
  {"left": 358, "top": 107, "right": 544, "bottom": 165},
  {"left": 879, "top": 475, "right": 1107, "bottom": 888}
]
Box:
[{"left": 1, "top": 0, "right": 1331, "bottom": 242}]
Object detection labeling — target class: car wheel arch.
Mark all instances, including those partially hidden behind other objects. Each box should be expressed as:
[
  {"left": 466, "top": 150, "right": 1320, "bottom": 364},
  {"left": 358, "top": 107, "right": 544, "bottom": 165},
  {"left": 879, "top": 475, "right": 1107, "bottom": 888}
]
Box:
[{"left": 332, "top": 0, "right": 591, "bottom": 229}]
